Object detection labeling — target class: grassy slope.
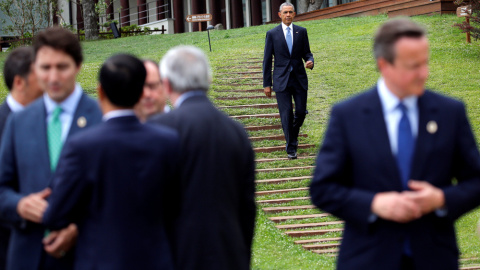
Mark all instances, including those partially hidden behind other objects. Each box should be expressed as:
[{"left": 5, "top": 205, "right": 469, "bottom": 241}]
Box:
[{"left": 1, "top": 14, "right": 480, "bottom": 269}]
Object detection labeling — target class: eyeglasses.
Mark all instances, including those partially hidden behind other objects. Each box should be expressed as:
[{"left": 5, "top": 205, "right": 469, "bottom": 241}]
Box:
[{"left": 144, "top": 81, "right": 161, "bottom": 90}]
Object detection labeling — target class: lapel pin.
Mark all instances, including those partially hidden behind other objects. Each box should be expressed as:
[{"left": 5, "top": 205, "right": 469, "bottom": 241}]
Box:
[
  {"left": 426, "top": 120, "right": 437, "bottom": 134},
  {"left": 77, "top": 116, "right": 87, "bottom": 128}
]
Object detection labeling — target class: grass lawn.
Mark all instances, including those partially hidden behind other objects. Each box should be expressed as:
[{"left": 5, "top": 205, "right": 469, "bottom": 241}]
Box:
[{"left": 1, "top": 14, "right": 480, "bottom": 269}]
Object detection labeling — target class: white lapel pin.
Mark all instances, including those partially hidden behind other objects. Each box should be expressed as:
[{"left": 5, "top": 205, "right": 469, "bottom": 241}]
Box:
[
  {"left": 77, "top": 116, "right": 87, "bottom": 128},
  {"left": 426, "top": 120, "right": 437, "bottom": 134}
]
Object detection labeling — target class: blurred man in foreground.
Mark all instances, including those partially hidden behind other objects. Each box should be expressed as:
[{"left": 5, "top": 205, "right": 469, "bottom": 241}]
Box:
[
  {"left": 0, "top": 46, "right": 43, "bottom": 270},
  {"left": 43, "top": 53, "right": 179, "bottom": 270},
  {"left": 310, "top": 18, "right": 480, "bottom": 270},
  {"left": 149, "top": 45, "right": 256, "bottom": 270}
]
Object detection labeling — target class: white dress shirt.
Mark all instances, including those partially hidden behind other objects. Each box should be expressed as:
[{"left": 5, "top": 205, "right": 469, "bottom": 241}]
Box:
[
  {"left": 43, "top": 83, "right": 83, "bottom": 142},
  {"left": 6, "top": 94, "right": 25, "bottom": 113},
  {"left": 103, "top": 109, "right": 135, "bottom": 121},
  {"left": 377, "top": 78, "right": 418, "bottom": 155},
  {"left": 282, "top": 22, "right": 294, "bottom": 46}
]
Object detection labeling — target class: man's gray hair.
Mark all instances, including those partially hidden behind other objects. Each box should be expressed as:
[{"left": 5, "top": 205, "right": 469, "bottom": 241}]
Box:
[
  {"left": 279, "top": 2, "right": 295, "bottom": 12},
  {"left": 159, "top": 45, "right": 212, "bottom": 93}
]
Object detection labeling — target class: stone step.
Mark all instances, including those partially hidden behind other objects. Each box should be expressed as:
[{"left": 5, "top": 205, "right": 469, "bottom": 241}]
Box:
[
  {"left": 269, "top": 213, "right": 330, "bottom": 223},
  {"left": 220, "top": 77, "right": 263, "bottom": 80},
  {"left": 461, "top": 266, "right": 480, "bottom": 270},
  {"left": 255, "top": 187, "right": 309, "bottom": 196},
  {"left": 311, "top": 249, "right": 339, "bottom": 255},
  {"left": 232, "top": 113, "right": 280, "bottom": 119},
  {"left": 218, "top": 103, "right": 278, "bottom": 109},
  {"left": 245, "top": 124, "right": 282, "bottom": 131},
  {"left": 276, "top": 221, "right": 344, "bottom": 230},
  {"left": 262, "top": 205, "right": 317, "bottom": 214},
  {"left": 256, "top": 165, "right": 314, "bottom": 173},
  {"left": 256, "top": 155, "right": 315, "bottom": 163},
  {"left": 250, "top": 134, "right": 307, "bottom": 142},
  {"left": 255, "top": 176, "right": 311, "bottom": 185},
  {"left": 284, "top": 228, "right": 344, "bottom": 237},
  {"left": 294, "top": 237, "right": 342, "bottom": 245},
  {"left": 216, "top": 95, "right": 273, "bottom": 100},
  {"left": 216, "top": 83, "right": 261, "bottom": 87},
  {"left": 254, "top": 144, "right": 316, "bottom": 153},
  {"left": 256, "top": 196, "right": 311, "bottom": 205},
  {"left": 216, "top": 88, "right": 264, "bottom": 93},
  {"left": 303, "top": 243, "right": 342, "bottom": 250},
  {"left": 217, "top": 71, "right": 263, "bottom": 75}
]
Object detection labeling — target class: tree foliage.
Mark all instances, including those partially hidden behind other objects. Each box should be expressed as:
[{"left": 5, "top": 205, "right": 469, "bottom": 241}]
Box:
[
  {"left": 454, "top": 0, "right": 480, "bottom": 40},
  {"left": 0, "top": 0, "right": 56, "bottom": 43}
]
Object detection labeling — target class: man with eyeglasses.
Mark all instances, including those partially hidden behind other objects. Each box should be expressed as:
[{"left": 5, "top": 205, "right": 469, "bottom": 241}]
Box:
[{"left": 134, "top": 60, "right": 170, "bottom": 122}]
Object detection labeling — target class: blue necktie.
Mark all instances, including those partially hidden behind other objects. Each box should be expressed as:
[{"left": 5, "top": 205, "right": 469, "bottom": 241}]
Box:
[
  {"left": 396, "top": 103, "right": 414, "bottom": 190},
  {"left": 396, "top": 103, "right": 415, "bottom": 257},
  {"left": 286, "top": 27, "right": 292, "bottom": 54}
]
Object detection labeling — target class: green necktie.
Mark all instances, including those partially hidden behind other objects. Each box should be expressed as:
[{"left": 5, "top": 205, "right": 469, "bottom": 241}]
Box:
[{"left": 47, "top": 106, "right": 63, "bottom": 171}]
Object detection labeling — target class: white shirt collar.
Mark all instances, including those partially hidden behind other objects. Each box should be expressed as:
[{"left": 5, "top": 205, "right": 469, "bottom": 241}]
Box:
[
  {"left": 103, "top": 109, "right": 135, "bottom": 121},
  {"left": 6, "top": 94, "right": 24, "bottom": 113},
  {"left": 43, "top": 83, "right": 83, "bottom": 116},
  {"left": 377, "top": 78, "right": 417, "bottom": 114},
  {"left": 282, "top": 22, "right": 294, "bottom": 31}
]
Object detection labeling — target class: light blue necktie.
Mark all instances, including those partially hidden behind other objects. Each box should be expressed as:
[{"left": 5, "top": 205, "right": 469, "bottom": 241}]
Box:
[{"left": 286, "top": 27, "right": 293, "bottom": 54}]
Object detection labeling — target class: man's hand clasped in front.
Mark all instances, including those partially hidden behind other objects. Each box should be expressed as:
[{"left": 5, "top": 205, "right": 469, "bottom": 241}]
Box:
[{"left": 371, "top": 180, "right": 445, "bottom": 223}]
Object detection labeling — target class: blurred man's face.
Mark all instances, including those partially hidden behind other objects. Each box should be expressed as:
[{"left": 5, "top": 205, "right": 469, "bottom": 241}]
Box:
[
  {"left": 380, "top": 36, "right": 429, "bottom": 99},
  {"left": 35, "top": 46, "right": 80, "bottom": 103},
  {"left": 24, "top": 66, "right": 43, "bottom": 103},
  {"left": 278, "top": 5, "right": 295, "bottom": 26},
  {"left": 134, "top": 61, "right": 167, "bottom": 121}
]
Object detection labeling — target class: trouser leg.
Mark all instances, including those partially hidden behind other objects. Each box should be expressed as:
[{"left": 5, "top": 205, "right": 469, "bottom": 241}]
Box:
[
  {"left": 291, "top": 84, "right": 308, "bottom": 146},
  {"left": 275, "top": 89, "right": 294, "bottom": 154}
]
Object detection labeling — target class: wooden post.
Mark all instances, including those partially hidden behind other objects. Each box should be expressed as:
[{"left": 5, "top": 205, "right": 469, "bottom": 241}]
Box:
[
  {"left": 198, "top": 22, "right": 202, "bottom": 31},
  {"left": 466, "top": 16, "right": 471, "bottom": 43}
]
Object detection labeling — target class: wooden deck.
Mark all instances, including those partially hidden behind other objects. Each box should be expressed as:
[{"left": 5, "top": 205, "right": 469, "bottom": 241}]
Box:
[{"left": 272, "top": 0, "right": 456, "bottom": 23}]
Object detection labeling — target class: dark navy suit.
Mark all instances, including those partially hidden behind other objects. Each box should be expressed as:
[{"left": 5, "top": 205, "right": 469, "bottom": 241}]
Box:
[
  {"left": 310, "top": 87, "right": 480, "bottom": 270},
  {"left": 0, "top": 101, "right": 12, "bottom": 270},
  {"left": 0, "top": 94, "right": 102, "bottom": 270},
  {"left": 263, "top": 23, "right": 314, "bottom": 154},
  {"left": 149, "top": 94, "right": 256, "bottom": 270},
  {"left": 43, "top": 115, "right": 179, "bottom": 270}
]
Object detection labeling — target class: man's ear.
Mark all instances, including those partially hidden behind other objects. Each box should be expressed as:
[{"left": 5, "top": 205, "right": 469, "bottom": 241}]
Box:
[
  {"left": 278, "top": 12, "right": 282, "bottom": 19},
  {"left": 162, "top": 78, "right": 173, "bottom": 96},
  {"left": 12, "top": 75, "right": 26, "bottom": 92},
  {"left": 97, "top": 84, "right": 105, "bottom": 101}
]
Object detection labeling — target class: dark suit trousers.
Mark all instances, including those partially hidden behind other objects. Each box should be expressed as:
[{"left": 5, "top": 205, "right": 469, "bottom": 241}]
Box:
[
  {"left": 275, "top": 72, "right": 307, "bottom": 154},
  {"left": 0, "top": 225, "right": 8, "bottom": 270}
]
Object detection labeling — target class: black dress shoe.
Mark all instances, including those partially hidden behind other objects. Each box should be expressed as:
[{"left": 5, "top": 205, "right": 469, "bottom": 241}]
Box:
[{"left": 287, "top": 152, "right": 297, "bottom": 160}]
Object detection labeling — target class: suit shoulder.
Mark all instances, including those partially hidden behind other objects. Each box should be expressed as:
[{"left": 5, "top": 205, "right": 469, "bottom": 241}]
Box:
[
  {"left": 13, "top": 98, "right": 44, "bottom": 120},
  {"left": 294, "top": 24, "right": 307, "bottom": 31},
  {"left": 423, "top": 90, "right": 464, "bottom": 108}
]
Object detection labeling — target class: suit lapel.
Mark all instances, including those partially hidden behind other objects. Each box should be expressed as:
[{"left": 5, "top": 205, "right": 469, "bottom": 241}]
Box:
[
  {"left": 33, "top": 100, "right": 53, "bottom": 182},
  {"left": 292, "top": 25, "right": 300, "bottom": 52},
  {"left": 276, "top": 24, "right": 290, "bottom": 54},
  {"left": 363, "top": 88, "right": 403, "bottom": 190},
  {"left": 410, "top": 91, "right": 437, "bottom": 180},
  {"left": 68, "top": 93, "right": 93, "bottom": 138}
]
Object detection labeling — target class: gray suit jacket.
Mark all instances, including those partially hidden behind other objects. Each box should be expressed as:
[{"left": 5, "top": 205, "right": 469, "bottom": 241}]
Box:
[{"left": 0, "top": 93, "right": 102, "bottom": 270}]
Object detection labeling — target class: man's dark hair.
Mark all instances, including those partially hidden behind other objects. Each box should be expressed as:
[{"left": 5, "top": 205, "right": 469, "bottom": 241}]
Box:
[
  {"left": 374, "top": 18, "right": 426, "bottom": 64},
  {"left": 99, "top": 54, "right": 146, "bottom": 108},
  {"left": 33, "top": 27, "right": 83, "bottom": 66},
  {"left": 3, "top": 47, "right": 35, "bottom": 91}
]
